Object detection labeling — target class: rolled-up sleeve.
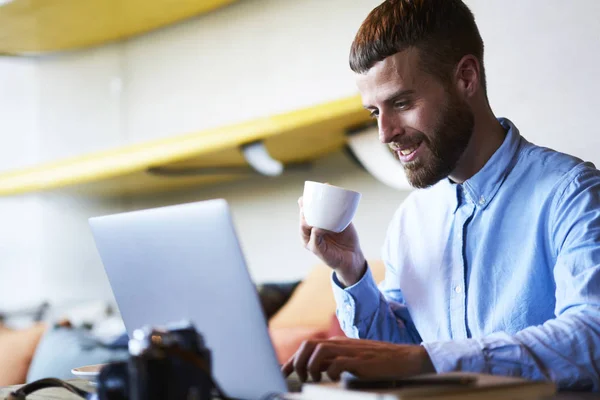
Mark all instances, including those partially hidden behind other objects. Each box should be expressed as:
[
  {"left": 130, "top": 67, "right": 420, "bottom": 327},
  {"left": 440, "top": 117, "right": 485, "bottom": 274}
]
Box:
[{"left": 331, "top": 264, "right": 422, "bottom": 344}]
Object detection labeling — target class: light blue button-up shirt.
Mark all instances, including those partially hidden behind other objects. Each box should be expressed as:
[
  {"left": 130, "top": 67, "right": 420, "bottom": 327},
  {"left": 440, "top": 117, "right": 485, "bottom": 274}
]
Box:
[{"left": 332, "top": 118, "right": 600, "bottom": 390}]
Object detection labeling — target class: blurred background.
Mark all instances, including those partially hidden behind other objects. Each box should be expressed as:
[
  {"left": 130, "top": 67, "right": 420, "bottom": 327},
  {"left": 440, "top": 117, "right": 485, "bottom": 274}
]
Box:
[{"left": 1, "top": 0, "right": 599, "bottom": 318}]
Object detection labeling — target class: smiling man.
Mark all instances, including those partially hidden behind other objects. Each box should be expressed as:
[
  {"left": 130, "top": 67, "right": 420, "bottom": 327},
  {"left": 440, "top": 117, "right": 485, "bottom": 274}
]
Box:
[{"left": 284, "top": 0, "right": 600, "bottom": 391}]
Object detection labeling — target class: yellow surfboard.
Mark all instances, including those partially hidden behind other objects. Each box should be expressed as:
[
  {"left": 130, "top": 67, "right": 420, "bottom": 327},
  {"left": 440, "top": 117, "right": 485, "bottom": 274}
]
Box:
[
  {"left": 0, "top": 0, "right": 237, "bottom": 53},
  {"left": 0, "top": 95, "right": 372, "bottom": 197}
]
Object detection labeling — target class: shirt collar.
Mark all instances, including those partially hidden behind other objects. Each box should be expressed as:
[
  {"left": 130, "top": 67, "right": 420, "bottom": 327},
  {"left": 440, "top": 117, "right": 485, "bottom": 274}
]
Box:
[{"left": 460, "top": 117, "right": 523, "bottom": 209}]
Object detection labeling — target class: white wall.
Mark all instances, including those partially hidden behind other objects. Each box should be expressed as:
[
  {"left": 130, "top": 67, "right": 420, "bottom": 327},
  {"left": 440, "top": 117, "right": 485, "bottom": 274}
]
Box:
[
  {"left": 36, "top": 46, "right": 125, "bottom": 161},
  {"left": 122, "top": 0, "right": 381, "bottom": 142},
  {"left": 0, "top": 47, "right": 129, "bottom": 310},
  {"left": 0, "top": 58, "right": 45, "bottom": 309},
  {"left": 467, "top": 0, "right": 600, "bottom": 163},
  {"left": 32, "top": 47, "right": 127, "bottom": 305},
  {"left": 1, "top": 0, "right": 600, "bottom": 312}
]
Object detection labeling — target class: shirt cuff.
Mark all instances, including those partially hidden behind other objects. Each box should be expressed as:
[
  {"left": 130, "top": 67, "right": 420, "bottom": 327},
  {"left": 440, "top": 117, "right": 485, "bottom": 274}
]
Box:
[
  {"left": 331, "top": 266, "right": 382, "bottom": 331},
  {"left": 422, "top": 338, "right": 485, "bottom": 373}
]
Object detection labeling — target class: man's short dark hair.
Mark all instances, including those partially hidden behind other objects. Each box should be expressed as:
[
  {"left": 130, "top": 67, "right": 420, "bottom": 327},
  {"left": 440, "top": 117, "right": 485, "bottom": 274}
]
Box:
[{"left": 350, "top": 0, "right": 486, "bottom": 92}]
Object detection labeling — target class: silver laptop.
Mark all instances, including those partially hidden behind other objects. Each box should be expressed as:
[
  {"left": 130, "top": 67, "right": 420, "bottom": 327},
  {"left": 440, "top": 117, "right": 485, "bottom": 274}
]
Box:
[{"left": 89, "top": 199, "right": 289, "bottom": 400}]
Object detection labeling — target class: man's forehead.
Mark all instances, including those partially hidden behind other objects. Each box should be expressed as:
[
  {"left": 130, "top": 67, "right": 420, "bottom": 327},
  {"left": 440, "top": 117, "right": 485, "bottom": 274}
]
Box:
[{"left": 355, "top": 49, "right": 421, "bottom": 103}]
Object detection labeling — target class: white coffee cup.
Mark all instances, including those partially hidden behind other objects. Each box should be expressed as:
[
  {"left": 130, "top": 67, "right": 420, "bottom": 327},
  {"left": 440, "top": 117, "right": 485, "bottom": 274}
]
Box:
[{"left": 302, "top": 181, "right": 362, "bottom": 233}]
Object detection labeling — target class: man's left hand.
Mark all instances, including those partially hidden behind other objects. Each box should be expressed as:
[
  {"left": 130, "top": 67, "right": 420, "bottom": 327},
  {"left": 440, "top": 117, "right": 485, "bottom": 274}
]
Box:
[{"left": 281, "top": 337, "right": 436, "bottom": 382}]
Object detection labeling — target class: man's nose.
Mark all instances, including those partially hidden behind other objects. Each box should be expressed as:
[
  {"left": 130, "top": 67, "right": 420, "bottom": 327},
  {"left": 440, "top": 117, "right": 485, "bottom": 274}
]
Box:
[{"left": 378, "top": 113, "right": 404, "bottom": 144}]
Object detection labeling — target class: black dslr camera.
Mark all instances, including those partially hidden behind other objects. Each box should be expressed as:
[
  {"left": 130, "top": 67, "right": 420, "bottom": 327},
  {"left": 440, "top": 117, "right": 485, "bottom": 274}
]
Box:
[
  {"left": 6, "top": 322, "right": 227, "bottom": 400},
  {"left": 95, "top": 321, "right": 220, "bottom": 400}
]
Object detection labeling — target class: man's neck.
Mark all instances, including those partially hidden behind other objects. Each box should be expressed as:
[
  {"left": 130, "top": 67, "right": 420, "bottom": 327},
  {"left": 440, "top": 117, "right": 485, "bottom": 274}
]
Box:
[{"left": 449, "top": 111, "right": 506, "bottom": 184}]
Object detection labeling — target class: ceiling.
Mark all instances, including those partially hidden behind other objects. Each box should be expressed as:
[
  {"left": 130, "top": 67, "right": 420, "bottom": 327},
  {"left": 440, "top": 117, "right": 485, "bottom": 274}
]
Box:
[{"left": 0, "top": 0, "right": 237, "bottom": 54}]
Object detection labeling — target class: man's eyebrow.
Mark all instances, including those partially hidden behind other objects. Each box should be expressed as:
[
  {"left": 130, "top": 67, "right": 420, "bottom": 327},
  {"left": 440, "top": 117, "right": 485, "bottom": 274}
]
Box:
[{"left": 363, "top": 89, "right": 416, "bottom": 109}]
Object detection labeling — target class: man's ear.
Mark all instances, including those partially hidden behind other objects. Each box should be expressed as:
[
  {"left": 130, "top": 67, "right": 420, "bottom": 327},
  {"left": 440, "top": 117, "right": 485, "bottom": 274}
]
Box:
[{"left": 454, "top": 55, "right": 481, "bottom": 98}]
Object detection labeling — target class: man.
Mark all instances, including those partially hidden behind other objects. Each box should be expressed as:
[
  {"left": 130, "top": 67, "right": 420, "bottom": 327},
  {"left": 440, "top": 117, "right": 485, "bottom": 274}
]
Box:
[{"left": 282, "top": 0, "right": 600, "bottom": 391}]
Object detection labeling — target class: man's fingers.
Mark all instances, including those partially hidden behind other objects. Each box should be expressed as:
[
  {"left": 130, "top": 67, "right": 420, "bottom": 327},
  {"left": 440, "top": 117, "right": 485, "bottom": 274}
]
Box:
[
  {"left": 312, "top": 227, "right": 327, "bottom": 237},
  {"left": 307, "top": 228, "right": 325, "bottom": 254},
  {"left": 300, "top": 213, "right": 311, "bottom": 245},
  {"left": 283, "top": 339, "right": 353, "bottom": 381},
  {"left": 307, "top": 343, "right": 338, "bottom": 382},
  {"left": 298, "top": 196, "right": 332, "bottom": 254},
  {"left": 326, "top": 356, "right": 357, "bottom": 381},
  {"left": 299, "top": 198, "right": 312, "bottom": 245},
  {"left": 281, "top": 356, "right": 295, "bottom": 378},
  {"left": 293, "top": 340, "right": 319, "bottom": 382}
]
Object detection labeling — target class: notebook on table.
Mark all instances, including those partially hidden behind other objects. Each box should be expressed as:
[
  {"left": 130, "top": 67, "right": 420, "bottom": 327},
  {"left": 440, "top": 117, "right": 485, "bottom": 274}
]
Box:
[{"left": 300, "top": 372, "right": 556, "bottom": 400}]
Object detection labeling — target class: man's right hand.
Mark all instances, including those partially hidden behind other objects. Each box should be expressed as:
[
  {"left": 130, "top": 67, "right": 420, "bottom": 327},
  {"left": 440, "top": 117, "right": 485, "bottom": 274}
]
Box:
[{"left": 298, "top": 197, "right": 366, "bottom": 287}]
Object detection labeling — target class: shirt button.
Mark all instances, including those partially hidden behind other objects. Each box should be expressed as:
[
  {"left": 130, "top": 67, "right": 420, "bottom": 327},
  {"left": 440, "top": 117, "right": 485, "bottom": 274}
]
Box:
[
  {"left": 345, "top": 304, "right": 353, "bottom": 312},
  {"left": 454, "top": 285, "right": 463, "bottom": 294},
  {"left": 478, "top": 196, "right": 485, "bottom": 205}
]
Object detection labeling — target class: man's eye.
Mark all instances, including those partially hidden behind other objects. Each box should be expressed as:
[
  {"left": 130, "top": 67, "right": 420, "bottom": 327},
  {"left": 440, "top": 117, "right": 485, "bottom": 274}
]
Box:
[
  {"left": 369, "top": 110, "right": 379, "bottom": 119},
  {"left": 394, "top": 101, "right": 410, "bottom": 110}
]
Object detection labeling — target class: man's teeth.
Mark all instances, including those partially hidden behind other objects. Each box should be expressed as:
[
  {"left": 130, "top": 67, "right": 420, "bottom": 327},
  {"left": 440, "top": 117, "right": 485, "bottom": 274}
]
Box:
[{"left": 400, "top": 146, "right": 417, "bottom": 155}]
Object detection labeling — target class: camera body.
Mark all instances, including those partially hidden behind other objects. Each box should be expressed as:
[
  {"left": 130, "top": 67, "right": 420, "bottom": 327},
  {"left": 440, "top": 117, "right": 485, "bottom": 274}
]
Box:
[{"left": 96, "top": 321, "right": 214, "bottom": 400}]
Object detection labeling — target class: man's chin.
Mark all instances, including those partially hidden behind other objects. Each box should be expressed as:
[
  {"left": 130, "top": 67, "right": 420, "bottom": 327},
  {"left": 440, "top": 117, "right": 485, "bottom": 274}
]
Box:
[
  {"left": 406, "top": 177, "right": 437, "bottom": 189},
  {"left": 404, "top": 166, "right": 449, "bottom": 189}
]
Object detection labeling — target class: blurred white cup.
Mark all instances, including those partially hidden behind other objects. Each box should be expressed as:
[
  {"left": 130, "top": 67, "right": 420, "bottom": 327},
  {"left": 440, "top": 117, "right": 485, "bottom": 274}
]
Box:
[{"left": 302, "top": 181, "right": 362, "bottom": 233}]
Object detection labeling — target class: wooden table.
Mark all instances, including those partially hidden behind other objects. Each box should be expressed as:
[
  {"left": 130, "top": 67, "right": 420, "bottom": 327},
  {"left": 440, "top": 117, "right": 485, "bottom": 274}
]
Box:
[{"left": 2, "top": 380, "right": 599, "bottom": 399}]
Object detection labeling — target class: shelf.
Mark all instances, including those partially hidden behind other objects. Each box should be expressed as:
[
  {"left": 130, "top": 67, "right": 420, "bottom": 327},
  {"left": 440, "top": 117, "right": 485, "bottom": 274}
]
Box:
[
  {"left": 0, "top": 95, "right": 372, "bottom": 197},
  {"left": 0, "top": 0, "right": 237, "bottom": 54}
]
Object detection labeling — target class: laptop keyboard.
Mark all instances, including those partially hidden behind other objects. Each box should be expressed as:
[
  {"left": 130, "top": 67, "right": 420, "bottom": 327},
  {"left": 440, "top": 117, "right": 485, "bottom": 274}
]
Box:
[
  {"left": 286, "top": 374, "right": 303, "bottom": 393},
  {"left": 285, "top": 372, "right": 333, "bottom": 393}
]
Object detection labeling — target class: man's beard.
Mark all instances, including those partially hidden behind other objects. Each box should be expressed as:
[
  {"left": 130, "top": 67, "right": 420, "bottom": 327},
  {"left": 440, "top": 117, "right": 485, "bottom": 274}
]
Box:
[{"left": 394, "top": 96, "right": 474, "bottom": 189}]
